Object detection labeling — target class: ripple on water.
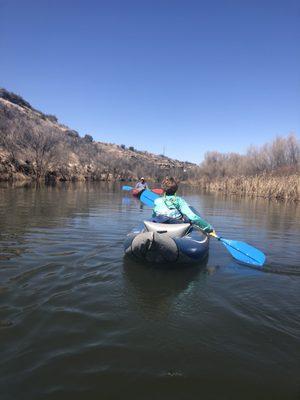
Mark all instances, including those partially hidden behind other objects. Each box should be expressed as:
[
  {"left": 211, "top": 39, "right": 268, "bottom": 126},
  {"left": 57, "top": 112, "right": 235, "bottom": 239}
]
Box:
[{"left": 0, "top": 184, "right": 299, "bottom": 400}]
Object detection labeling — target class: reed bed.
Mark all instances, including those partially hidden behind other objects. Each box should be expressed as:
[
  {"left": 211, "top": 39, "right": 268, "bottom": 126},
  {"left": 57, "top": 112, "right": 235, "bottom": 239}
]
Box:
[{"left": 195, "top": 174, "right": 300, "bottom": 202}]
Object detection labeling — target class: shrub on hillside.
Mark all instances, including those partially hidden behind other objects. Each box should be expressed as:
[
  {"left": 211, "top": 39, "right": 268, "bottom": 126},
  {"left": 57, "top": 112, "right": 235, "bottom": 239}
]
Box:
[
  {"left": 84, "top": 134, "right": 93, "bottom": 143},
  {"left": 0, "top": 88, "right": 32, "bottom": 109},
  {"left": 66, "top": 130, "right": 80, "bottom": 139},
  {"left": 43, "top": 114, "right": 58, "bottom": 123}
]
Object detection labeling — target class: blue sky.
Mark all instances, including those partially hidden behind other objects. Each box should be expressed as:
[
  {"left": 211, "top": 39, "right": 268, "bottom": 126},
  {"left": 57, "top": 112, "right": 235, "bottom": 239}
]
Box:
[{"left": 1, "top": 0, "right": 299, "bottom": 163}]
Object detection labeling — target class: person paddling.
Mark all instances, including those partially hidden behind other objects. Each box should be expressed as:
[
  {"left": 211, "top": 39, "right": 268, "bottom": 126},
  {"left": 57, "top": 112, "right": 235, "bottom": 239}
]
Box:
[
  {"left": 135, "top": 177, "right": 148, "bottom": 190},
  {"left": 152, "top": 177, "right": 214, "bottom": 233}
]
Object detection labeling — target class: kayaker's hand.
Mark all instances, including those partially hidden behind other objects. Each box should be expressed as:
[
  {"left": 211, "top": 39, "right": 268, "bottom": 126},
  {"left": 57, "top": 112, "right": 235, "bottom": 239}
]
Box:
[
  {"left": 209, "top": 229, "right": 217, "bottom": 237},
  {"left": 204, "top": 226, "right": 214, "bottom": 234}
]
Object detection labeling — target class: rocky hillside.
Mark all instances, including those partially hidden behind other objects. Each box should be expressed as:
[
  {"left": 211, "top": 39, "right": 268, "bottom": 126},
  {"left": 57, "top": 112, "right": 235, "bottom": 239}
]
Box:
[{"left": 0, "top": 89, "right": 198, "bottom": 182}]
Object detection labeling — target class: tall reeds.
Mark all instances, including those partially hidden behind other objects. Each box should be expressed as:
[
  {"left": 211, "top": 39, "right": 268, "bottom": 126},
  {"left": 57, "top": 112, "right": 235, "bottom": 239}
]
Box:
[
  {"left": 194, "top": 134, "right": 300, "bottom": 202},
  {"left": 195, "top": 174, "right": 300, "bottom": 202}
]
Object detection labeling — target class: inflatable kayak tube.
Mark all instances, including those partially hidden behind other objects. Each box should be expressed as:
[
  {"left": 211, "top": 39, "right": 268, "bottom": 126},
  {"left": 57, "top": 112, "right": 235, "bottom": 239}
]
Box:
[{"left": 124, "top": 220, "right": 209, "bottom": 265}]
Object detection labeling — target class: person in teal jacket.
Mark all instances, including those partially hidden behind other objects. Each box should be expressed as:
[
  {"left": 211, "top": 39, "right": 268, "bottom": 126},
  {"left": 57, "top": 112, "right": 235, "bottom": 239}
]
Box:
[{"left": 152, "top": 177, "right": 214, "bottom": 233}]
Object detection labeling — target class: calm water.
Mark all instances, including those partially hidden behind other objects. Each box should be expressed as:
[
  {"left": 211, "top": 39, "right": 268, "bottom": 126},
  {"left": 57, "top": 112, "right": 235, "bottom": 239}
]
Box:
[{"left": 0, "top": 183, "right": 299, "bottom": 400}]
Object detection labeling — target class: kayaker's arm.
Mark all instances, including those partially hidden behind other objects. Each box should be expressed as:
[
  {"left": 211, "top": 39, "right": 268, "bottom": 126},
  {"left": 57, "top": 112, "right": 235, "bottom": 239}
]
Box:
[{"left": 178, "top": 198, "right": 214, "bottom": 233}]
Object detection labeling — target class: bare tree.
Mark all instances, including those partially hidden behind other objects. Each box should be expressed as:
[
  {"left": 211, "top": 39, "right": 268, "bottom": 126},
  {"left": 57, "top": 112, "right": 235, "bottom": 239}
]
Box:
[
  {"left": 21, "top": 128, "right": 59, "bottom": 180},
  {"left": 286, "top": 133, "right": 299, "bottom": 168}
]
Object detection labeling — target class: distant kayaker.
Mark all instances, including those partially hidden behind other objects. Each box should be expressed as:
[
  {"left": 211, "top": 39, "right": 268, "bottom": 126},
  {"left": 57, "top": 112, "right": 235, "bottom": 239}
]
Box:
[
  {"left": 152, "top": 177, "right": 214, "bottom": 233},
  {"left": 135, "top": 177, "right": 148, "bottom": 190}
]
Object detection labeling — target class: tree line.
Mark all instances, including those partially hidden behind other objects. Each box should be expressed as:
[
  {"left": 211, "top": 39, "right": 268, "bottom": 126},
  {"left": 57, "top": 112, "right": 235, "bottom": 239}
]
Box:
[{"left": 198, "top": 134, "right": 299, "bottom": 179}]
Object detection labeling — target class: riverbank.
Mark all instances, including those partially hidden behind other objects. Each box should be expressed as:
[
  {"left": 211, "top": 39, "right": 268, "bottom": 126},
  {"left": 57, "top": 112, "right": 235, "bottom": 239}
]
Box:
[
  {"left": 1, "top": 170, "right": 299, "bottom": 203},
  {"left": 194, "top": 174, "right": 300, "bottom": 202},
  {"left": 1, "top": 89, "right": 299, "bottom": 202}
]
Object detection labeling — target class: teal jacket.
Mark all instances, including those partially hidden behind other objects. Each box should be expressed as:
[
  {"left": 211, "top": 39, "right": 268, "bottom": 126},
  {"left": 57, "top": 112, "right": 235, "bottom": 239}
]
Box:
[{"left": 153, "top": 195, "right": 213, "bottom": 232}]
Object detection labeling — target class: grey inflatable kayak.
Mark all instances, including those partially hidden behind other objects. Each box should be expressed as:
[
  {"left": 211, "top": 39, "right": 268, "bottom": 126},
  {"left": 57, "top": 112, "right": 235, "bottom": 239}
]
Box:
[{"left": 124, "top": 220, "right": 209, "bottom": 265}]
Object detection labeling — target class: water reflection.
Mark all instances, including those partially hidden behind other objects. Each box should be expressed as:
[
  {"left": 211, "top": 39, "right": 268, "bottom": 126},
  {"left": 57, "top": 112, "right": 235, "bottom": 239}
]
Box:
[
  {"left": 123, "top": 257, "right": 208, "bottom": 319},
  {"left": 185, "top": 188, "right": 300, "bottom": 232},
  {"left": 183, "top": 191, "right": 300, "bottom": 271},
  {"left": 0, "top": 182, "right": 125, "bottom": 260}
]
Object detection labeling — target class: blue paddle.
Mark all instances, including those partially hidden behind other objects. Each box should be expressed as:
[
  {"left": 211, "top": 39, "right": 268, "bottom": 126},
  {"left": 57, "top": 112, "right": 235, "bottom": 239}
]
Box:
[
  {"left": 210, "top": 232, "right": 265, "bottom": 267},
  {"left": 140, "top": 189, "right": 160, "bottom": 206},
  {"left": 139, "top": 190, "right": 266, "bottom": 267},
  {"left": 122, "top": 185, "right": 134, "bottom": 191}
]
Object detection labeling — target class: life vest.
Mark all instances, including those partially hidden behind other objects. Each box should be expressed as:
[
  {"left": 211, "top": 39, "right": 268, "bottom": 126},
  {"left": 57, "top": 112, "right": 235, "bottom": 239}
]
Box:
[{"left": 153, "top": 195, "right": 183, "bottom": 220}]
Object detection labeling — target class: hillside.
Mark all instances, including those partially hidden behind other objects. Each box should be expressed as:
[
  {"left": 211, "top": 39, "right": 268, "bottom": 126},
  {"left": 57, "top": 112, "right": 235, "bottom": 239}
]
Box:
[
  {"left": 1, "top": 88, "right": 298, "bottom": 201},
  {"left": 0, "top": 89, "right": 198, "bottom": 182}
]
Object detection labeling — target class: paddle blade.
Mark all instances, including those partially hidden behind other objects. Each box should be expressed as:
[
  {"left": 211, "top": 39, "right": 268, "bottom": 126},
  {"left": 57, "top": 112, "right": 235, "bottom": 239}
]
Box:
[
  {"left": 220, "top": 238, "right": 266, "bottom": 267},
  {"left": 140, "top": 189, "right": 160, "bottom": 207},
  {"left": 122, "top": 185, "right": 133, "bottom": 191},
  {"left": 152, "top": 188, "right": 163, "bottom": 195}
]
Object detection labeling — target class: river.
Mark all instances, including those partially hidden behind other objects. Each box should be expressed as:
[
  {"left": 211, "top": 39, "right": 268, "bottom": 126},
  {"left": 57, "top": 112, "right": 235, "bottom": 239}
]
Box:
[{"left": 0, "top": 182, "right": 299, "bottom": 400}]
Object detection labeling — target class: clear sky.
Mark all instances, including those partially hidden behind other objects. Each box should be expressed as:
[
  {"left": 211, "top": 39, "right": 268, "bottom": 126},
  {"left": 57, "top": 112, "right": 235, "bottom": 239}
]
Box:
[{"left": 1, "top": 0, "right": 299, "bottom": 163}]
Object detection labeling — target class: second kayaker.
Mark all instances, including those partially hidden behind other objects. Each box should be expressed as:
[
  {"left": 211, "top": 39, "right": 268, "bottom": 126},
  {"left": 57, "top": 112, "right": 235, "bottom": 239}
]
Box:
[{"left": 135, "top": 177, "right": 148, "bottom": 190}]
